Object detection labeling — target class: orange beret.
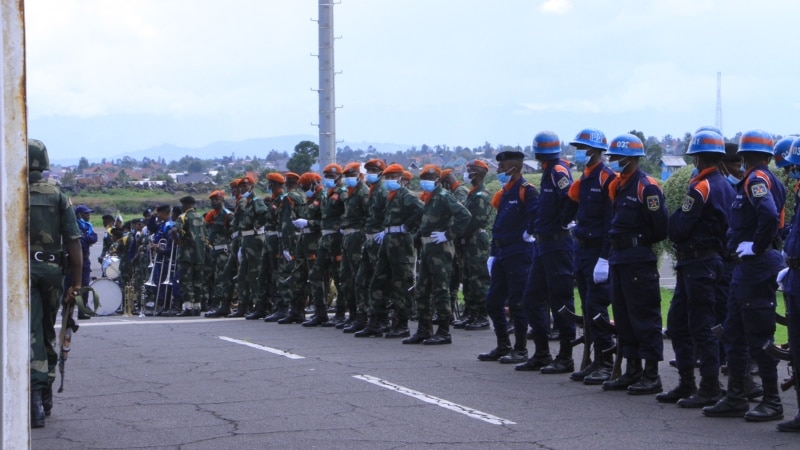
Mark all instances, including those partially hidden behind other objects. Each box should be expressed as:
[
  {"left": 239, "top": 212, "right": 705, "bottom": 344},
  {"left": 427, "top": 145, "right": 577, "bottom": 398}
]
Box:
[
  {"left": 208, "top": 190, "right": 225, "bottom": 199},
  {"left": 440, "top": 169, "right": 454, "bottom": 178},
  {"left": 229, "top": 178, "right": 241, "bottom": 187},
  {"left": 266, "top": 172, "right": 286, "bottom": 184},
  {"left": 420, "top": 164, "right": 441, "bottom": 177},
  {"left": 323, "top": 163, "right": 343, "bottom": 175},
  {"left": 402, "top": 171, "right": 413, "bottom": 181},
  {"left": 238, "top": 175, "right": 255, "bottom": 186},
  {"left": 383, "top": 163, "right": 404, "bottom": 175},
  {"left": 298, "top": 172, "right": 322, "bottom": 186},
  {"left": 284, "top": 172, "right": 300, "bottom": 181},
  {"left": 467, "top": 159, "right": 490, "bottom": 171},
  {"left": 343, "top": 162, "right": 361, "bottom": 175},
  {"left": 365, "top": 159, "right": 386, "bottom": 171}
]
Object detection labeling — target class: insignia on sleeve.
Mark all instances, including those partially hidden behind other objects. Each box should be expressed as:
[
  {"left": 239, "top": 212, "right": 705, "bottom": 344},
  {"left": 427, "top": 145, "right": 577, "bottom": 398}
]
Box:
[
  {"left": 681, "top": 195, "right": 694, "bottom": 212},
  {"left": 557, "top": 177, "right": 570, "bottom": 190},
  {"left": 750, "top": 183, "right": 767, "bottom": 198},
  {"left": 646, "top": 195, "right": 660, "bottom": 211}
]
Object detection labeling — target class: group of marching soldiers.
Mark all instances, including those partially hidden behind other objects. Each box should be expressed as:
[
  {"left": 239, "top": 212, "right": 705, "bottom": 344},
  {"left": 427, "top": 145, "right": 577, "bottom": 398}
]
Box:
[{"left": 107, "top": 126, "right": 800, "bottom": 433}]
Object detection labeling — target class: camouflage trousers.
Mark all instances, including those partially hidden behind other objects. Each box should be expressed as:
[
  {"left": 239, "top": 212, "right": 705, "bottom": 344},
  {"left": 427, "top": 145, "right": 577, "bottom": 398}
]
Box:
[
  {"left": 208, "top": 248, "right": 231, "bottom": 310},
  {"left": 309, "top": 233, "right": 342, "bottom": 312},
  {"left": 237, "top": 235, "right": 264, "bottom": 312},
  {"left": 257, "top": 234, "right": 280, "bottom": 311},
  {"left": 460, "top": 232, "right": 490, "bottom": 317},
  {"left": 219, "top": 238, "right": 240, "bottom": 310},
  {"left": 178, "top": 260, "right": 205, "bottom": 310},
  {"left": 30, "top": 265, "right": 62, "bottom": 392},
  {"left": 413, "top": 240, "right": 455, "bottom": 322},
  {"left": 355, "top": 236, "right": 381, "bottom": 317},
  {"left": 277, "top": 233, "right": 318, "bottom": 315},
  {"left": 369, "top": 233, "right": 416, "bottom": 321},
  {"left": 338, "top": 231, "right": 365, "bottom": 318}
]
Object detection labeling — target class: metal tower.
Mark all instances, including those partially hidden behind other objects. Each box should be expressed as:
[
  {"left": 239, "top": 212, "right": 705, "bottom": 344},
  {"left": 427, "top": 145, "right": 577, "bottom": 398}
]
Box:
[
  {"left": 314, "top": 1, "right": 337, "bottom": 170},
  {"left": 715, "top": 72, "right": 723, "bottom": 136}
]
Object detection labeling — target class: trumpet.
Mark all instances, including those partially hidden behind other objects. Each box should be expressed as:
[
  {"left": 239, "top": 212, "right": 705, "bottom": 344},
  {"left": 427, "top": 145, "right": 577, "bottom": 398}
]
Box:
[{"left": 123, "top": 276, "right": 136, "bottom": 317}]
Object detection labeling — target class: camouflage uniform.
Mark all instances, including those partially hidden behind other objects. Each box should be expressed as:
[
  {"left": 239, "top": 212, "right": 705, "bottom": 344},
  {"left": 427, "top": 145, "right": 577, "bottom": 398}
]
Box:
[
  {"left": 349, "top": 180, "right": 388, "bottom": 331},
  {"left": 205, "top": 206, "right": 233, "bottom": 312},
  {"left": 306, "top": 184, "right": 348, "bottom": 324},
  {"left": 259, "top": 191, "right": 284, "bottom": 314},
  {"left": 460, "top": 181, "right": 493, "bottom": 322},
  {"left": 275, "top": 187, "right": 309, "bottom": 321},
  {"left": 174, "top": 206, "right": 207, "bottom": 314},
  {"left": 235, "top": 192, "right": 267, "bottom": 314},
  {"left": 338, "top": 180, "right": 370, "bottom": 323},
  {"left": 447, "top": 182, "right": 470, "bottom": 319}
]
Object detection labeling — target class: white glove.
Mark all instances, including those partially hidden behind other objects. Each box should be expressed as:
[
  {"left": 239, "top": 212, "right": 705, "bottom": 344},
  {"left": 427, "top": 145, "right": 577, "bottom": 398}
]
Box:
[
  {"left": 563, "top": 221, "right": 577, "bottom": 231},
  {"left": 593, "top": 258, "right": 609, "bottom": 284},
  {"left": 282, "top": 250, "right": 292, "bottom": 262},
  {"left": 400, "top": 224, "right": 407, "bottom": 233},
  {"left": 487, "top": 256, "right": 495, "bottom": 274},
  {"left": 431, "top": 231, "right": 448, "bottom": 244},
  {"left": 522, "top": 231, "right": 535, "bottom": 243},
  {"left": 292, "top": 218, "right": 308, "bottom": 229},
  {"left": 736, "top": 241, "right": 756, "bottom": 258},
  {"left": 237, "top": 247, "right": 243, "bottom": 263},
  {"left": 374, "top": 231, "right": 385, "bottom": 244},
  {"left": 777, "top": 267, "right": 790, "bottom": 289}
]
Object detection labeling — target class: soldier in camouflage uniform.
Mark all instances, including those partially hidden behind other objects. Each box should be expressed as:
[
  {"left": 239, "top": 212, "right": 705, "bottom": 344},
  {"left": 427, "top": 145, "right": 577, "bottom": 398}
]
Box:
[
  {"left": 439, "top": 168, "right": 471, "bottom": 328},
  {"left": 233, "top": 176, "right": 268, "bottom": 318},
  {"left": 29, "top": 139, "right": 83, "bottom": 428},
  {"left": 334, "top": 162, "right": 370, "bottom": 329},
  {"left": 275, "top": 172, "right": 315, "bottom": 324},
  {"left": 345, "top": 159, "right": 388, "bottom": 333},
  {"left": 356, "top": 164, "right": 424, "bottom": 338},
  {"left": 258, "top": 173, "right": 288, "bottom": 321},
  {"left": 304, "top": 164, "right": 348, "bottom": 326},
  {"left": 222, "top": 179, "right": 244, "bottom": 316},
  {"left": 172, "top": 196, "right": 208, "bottom": 316},
  {"left": 403, "top": 165, "right": 471, "bottom": 344},
  {"left": 204, "top": 190, "right": 234, "bottom": 317}
]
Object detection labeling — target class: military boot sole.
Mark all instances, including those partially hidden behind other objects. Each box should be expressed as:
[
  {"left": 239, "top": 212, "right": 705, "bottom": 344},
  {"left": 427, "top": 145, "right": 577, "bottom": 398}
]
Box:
[
  {"left": 602, "top": 376, "right": 641, "bottom": 391},
  {"left": 777, "top": 418, "right": 800, "bottom": 432},
  {"left": 744, "top": 410, "right": 784, "bottom": 422},
  {"left": 354, "top": 328, "right": 384, "bottom": 338},
  {"left": 677, "top": 394, "right": 723, "bottom": 408},
  {"left": 402, "top": 334, "right": 431, "bottom": 344},
  {"left": 385, "top": 329, "right": 411, "bottom": 338},
  {"left": 702, "top": 403, "right": 749, "bottom": 418},
  {"left": 514, "top": 357, "right": 552, "bottom": 372}
]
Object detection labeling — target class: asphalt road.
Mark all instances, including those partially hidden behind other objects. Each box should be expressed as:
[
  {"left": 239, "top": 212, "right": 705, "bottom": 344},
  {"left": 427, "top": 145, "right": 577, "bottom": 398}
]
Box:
[{"left": 32, "top": 313, "right": 798, "bottom": 450}]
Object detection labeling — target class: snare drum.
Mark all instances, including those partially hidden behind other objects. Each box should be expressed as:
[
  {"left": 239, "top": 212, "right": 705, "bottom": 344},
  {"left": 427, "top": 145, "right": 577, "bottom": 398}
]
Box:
[
  {"left": 102, "top": 255, "right": 122, "bottom": 280},
  {"left": 88, "top": 278, "right": 122, "bottom": 316}
]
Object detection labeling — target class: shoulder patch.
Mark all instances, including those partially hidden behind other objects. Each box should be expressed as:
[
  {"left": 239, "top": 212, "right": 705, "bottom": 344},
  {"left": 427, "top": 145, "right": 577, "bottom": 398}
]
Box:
[
  {"left": 681, "top": 195, "right": 695, "bottom": 212},
  {"left": 750, "top": 183, "right": 768, "bottom": 198},
  {"left": 557, "top": 176, "right": 570, "bottom": 190},
  {"left": 646, "top": 195, "right": 660, "bottom": 211}
]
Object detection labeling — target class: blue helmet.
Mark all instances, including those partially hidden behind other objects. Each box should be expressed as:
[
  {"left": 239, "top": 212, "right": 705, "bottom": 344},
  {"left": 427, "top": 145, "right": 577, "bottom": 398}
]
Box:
[
  {"left": 686, "top": 130, "right": 725, "bottom": 155},
  {"left": 773, "top": 136, "right": 796, "bottom": 168},
  {"left": 569, "top": 128, "right": 608, "bottom": 151},
  {"left": 695, "top": 125, "right": 722, "bottom": 136},
  {"left": 738, "top": 129, "right": 774, "bottom": 154},
  {"left": 787, "top": 137, "right": 800, "bottom": 166},
  {"left": 532, "top": 131, "right": 561, "bottom": 158},
  {"left": 606, "top": 134, "right": 645, "bottom": 157}
]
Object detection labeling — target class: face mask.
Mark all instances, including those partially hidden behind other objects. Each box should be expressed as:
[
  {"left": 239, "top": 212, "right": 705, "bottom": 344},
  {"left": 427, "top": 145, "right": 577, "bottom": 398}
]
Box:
[
  {"left": 344, "top": 177, "right": 358, "bottom": 188},
  {"left": 366, "top": 173, "right": 380, "bottom": 184},
  {"left": 241, "top": 191, "right": 251, "bottom": 198},
  {"left": 420, "top": 180, "right": 436, "bottom": 192},
  {"left": 726, "top": 174, "right": 740, "bottom": 186},
  {"left": 608, "top": 158, "right": 632, "bottom": 173},
  {"left": 574, "top": 150, "right": 588, "bottom": 165},
  {"left": 384, "top": 179, "right": 401, "bottom": 191},
  {"left": 305, "top": 189, "right": 315, "bottom": 198},
  {"left": 497, "top": 169, "right": 513, "bottom": 184},
  {"left": 323, "top": 178, "right": 336, "bottom": 189},
  {"left": 463, "top": 172, "right": 472, "bottom": 183}
]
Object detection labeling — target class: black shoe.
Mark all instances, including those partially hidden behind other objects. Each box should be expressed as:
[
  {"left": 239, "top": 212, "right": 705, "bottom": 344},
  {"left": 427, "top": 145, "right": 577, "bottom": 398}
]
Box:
[
  {"left": 423, "top": 332, "right": 452, "bottom": 345},
  {"left": 42, "top": 387, "right": 53, "bottom": 417},
  {"left": 176, "top": 309, "right": 193, "bottom": 317},
  {"left": 277, "top": 314, "right": 305, "bottom": 324},
  {"left": 478, "top": 346, "right": 512, "bottom": 362},
  {"left": 744, "top": 381, "right": 783, "bottom": 422},
  {"left": 264, "top": 309, "right": 288, "bottom": 322},
  {"left": 31, "top": 390, "right": 45, "bottom": 428},
  {"left": 465, "top": 317, "right": 490, "bottom": 330},
  {"left": 603, "top": 373, "right": 641, "bottom": 391},
  {"left": 385, "top": 325, "right": 411, "bottom": 338},
  {"left": 302, "top": 314, "right": 329, "bottom": 327},
  {"left": 777, "top": 412, "right": 800, "bottom": 432},
  {"left": 677, "top": 378, "right": 723, "bottom": 408},
  {"left": 500, "top": 349, "right": 529, "bottom": 364},
  {"left": 541, "top": 356, "right": 575, "bottom": 374},
  {"left": 570, "top": 361, "right": 598, "bottom": 382},
  {"left": 205, "top": 308, "right": 230, "bottom": 318},
  {"left": 323, "top": 315, "right": 346, "bottom": 328},
  {"left": 227, "top": 310, "right": 246, "bottom": 318},
  {"left": 245, "top": 309, "right": 267, "bottom": 320},
  {"left": 77, "top": 311, "right": 91, "bottom": 320},
  {"left": 343, "top": 319, "right": 367, "bottom": 334},
  {"left": 583, "top": 362, "right": 613, "bottom": 385},
  {"left": 402, "top": 330, "right": 431, "bottom": 344},
  {"left": 355, "top": 325, "right": 384, "bottom": 338},
  {"left": 656, "top": 382, "right": 696, "bottom": 403},
  {"left": 453, "top": 316, "right": 473, "bottom": 329},
  {"left": 703, "top": 376, "right": 750, "bottom": 418},
  {"left": 628, "top": 361, "right": 662, "bottom": 395},
  {"left": 515, "top": 354, "right": 552, "bottom": 371}
]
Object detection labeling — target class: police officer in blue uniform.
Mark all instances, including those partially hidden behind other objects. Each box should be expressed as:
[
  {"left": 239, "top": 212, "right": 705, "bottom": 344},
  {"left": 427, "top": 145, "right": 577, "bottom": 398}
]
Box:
[
  {"left": 564, "top": 128, "right": 617, "bottom": 384},
  {"left": 477, "top": 150, "right": 539, "bottom": 365},
  {"left": 522, "top": 132, "right": 578, "bottom": 374},
  {"left": 601, "top": 134, "right": 669, "bottom": 395},
  {"left": 658, "top": 130, "right": 735, "bottom": 407},
  {"left": 704, "top": 130, "right": 787, "bottom": 421}
]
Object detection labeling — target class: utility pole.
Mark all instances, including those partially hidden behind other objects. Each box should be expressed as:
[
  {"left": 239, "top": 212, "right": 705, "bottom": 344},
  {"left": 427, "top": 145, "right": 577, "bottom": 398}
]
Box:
[
  {"left": 314, "top": 0, "right": 338, "bottom": 170},
  {"left": 715, "top": 72, "right": 723, "bottom": 136}
]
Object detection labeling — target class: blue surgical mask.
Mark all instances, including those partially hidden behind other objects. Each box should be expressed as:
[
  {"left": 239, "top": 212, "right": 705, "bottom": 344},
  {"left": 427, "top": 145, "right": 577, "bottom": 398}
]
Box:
[
  {"left": 463, "top": 172, "right": 471, "bottom": 183},
  {"left": 574, "top": 150, "right": 588, "bottom": 165},
  {"left": 344, "top": 177, "right": 358, "bottom": 188},
  {"left": 323, "top": 178, "right": 336, "bottom": 189},
  {"left": 305, "top": 189, "right": 315, "bottom": 198},
  {"left": 366, "top": 173, "right": 380, "bottom": 184},
  {"left": 420, "top": 180, "right": 436, "bottom": 192},
  {"left": 497, "top": 170, "right": 512, "bottom": 184},
  {"left": 384, "top": 179, "right": 401, "bottom": 191},
  {"left": 726, "top": 174, "right": 740, "bottom": 186}
]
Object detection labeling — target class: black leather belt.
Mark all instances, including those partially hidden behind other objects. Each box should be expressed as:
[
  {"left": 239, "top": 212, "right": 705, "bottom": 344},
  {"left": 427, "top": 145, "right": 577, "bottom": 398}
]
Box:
[
  {"left": 534, "top": 230, "right": 570, "bottom": 243},
  {"left": 610, "top": 236, "right": 651, "bottom": 250},
  {"left": 492, "top": 238, "right": 522, "bottom": 249},
  {"left": 576, "top": 237, "right": 603, "bottom": 249},
  {"left": 675, "top": 248, "right": 720, "bottom": 262}
]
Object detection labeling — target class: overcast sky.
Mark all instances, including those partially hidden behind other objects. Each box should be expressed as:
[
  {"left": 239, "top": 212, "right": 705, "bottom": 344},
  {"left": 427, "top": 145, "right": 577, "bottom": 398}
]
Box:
[{"left": 24, "top": 0, "right": 800, "bottom": 160}]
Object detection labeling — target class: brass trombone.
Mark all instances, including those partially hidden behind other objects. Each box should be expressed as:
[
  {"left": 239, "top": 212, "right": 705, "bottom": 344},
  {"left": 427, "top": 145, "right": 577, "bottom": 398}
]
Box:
[{"left": 154, "top": 241, "right": 177, "bottom": 314}]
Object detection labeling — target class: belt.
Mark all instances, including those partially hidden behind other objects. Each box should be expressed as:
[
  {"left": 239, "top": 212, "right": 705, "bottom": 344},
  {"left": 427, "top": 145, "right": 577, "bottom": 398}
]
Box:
[
  {"left": 610, "top": 236, "right": 651, "bottom": 250},
  {"left": 534, "top": 230, "right": 570, "bottom": 243},
  {"left": 576, "top": 237, "right": 603, "bottom": 249},
  {"left": 31, "top": 250, "right": 61, "bottom": 263},
  {"left": 787, "top": 257, "right": 800, "bottom": 270},
  {"left": 492, "top": 238, "right": 523, "bottom": 249},
  {"left": 240, "top": 228, "right": 264, "bottom": 237},
  {"left": 385, "top": 225, "right": 406, "bottom": 234},
  {"left": 301, "top": 228, "right": 319, "bottom": 234},
  {"left": 365, "top": 232, "right": 380, "bottom": 240},
  {"left": 212, "top": 244, "right": 229, "bottom": 251},
  {"left": 675, "top": 248, "right": 720, "bottom": 262},
  {"left": 341, "top": 228, "right": 361, "bottom": 236},
  {"left": 265, "top": 230, "right": 281, "bottom": 237},
  {"left": 231, "top": 231, "right": 240, "bottom": 239},
  {"left": 322, "top": 229, "right": 338, "bottom": 236}
]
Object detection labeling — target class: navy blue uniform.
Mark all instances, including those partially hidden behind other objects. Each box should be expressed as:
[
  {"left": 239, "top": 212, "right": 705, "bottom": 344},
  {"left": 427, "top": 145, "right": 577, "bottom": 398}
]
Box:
[
  {"left": 566, "top": 161, "right": 616, "bottom": 354},
  {"left": 608, "top": 168, "right": 668, "bottom": 361},
  {"left": 486, "top": 177, "right": 538, "bottom": 344},
  {"left": 780, "top": 182, "right": 800, "bottom": 389},
  {"left": 724, "top": 166, "right": 785, "bottom": 382},
  {"left": 667, "top": 167, "right": 735, "bottom": 378},
  {"left": 523, "top": 159, "right": 576, "bottom": 355}
]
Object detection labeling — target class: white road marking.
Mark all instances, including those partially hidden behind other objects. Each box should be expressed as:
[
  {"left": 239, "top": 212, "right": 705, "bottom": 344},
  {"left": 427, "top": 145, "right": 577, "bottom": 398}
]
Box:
[
  {"left": 218, "top": 336, "right": 305, "bottom": 360},
  {"left": 353, "top": 374, "right": 516, "bottom": 426},
  {"left": 56, "top": 317, "right": 244, "bottom": 328}
]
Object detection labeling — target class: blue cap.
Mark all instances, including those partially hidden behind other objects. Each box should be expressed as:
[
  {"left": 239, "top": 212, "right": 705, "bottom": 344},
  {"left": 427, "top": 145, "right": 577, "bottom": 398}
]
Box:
[{"left": 74, "top": 205, "right": 94, "bottom": 214}]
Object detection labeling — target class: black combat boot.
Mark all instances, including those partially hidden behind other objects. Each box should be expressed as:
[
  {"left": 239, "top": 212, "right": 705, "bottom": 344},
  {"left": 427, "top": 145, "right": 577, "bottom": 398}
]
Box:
[
  {"left": 603, "top": 358, "right": 643, "bottom": 391},
  {"left": 744, "top": 380, "right": 784, "bottom": 422},
  {"left": 628, "top": 360, "right": 662, "bottom": 395},
  {"left": 277, "top": 306, "right": 305, "bottom": 324},
  {"left": 777, "top": 383, "right": 800, "bottom": 432},
  {"left": 743, "top": 372, "right": 764, "bottom": 400},
  {"left": 453, "top": 315, "right": 474, "bottom": 329},
  {"left": 343, "top": 315, "right": 367, "bottom": 334},
  {"left": 302, "top": 310, "right": 329, "bottom": 327},
  {"left": 570, "top": 357, "right": 598, "bottom": 382},
  {"left": 42, "top": 386, "right": 53, "bottom": 417},
  {"left": 678, "top": 375, "right": 724, "bottom": 408},
  {"left": 423, "top": 322, "right": 452, "bottom": 345},
  {"left": 541, "top": 341, "right": 574, "bottom": 374},
  {"left": 583, "top": 351, "right": 614, "bottom": 385},
  {"left": 465, "top": 316, "right": 490, "bottom": 330},
  {"left": 702, "top": 376, "right": 749, "bottom": 417},
  {"left": 656, "top": 368, "right": 696, "bottom": 403},
  {"left": 478, "top": 332, "right": 512, "bottom": 361},
  {"left": 31, "top": 390, "right": 45, "bottom": 428},
  {"left": 355, "top": 317, "right": 384, "bottom": 337},
  {"left": 514, "top": 352, "right": 552, "bottom": 371},
  {"left": 245, "top": 303, "right": 267, "bottom": 320},
  {"left": 227, "top": 308, "right": 246, "bottom": 318},
  {"left": 205, "top": 306, "right": 231, "bottom": 318},
  {"left": 402, "top": 320, "right": 432, "bottom": 344},
  {"left": 385, "top": 319, "right": 411, "bottom": 338},
  {"left": 263, "top": 307, "right": 288, "bottom": 322}
]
